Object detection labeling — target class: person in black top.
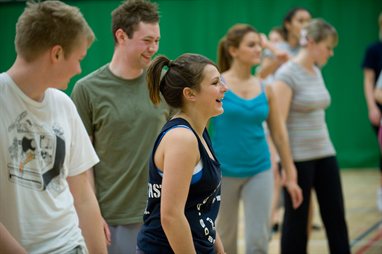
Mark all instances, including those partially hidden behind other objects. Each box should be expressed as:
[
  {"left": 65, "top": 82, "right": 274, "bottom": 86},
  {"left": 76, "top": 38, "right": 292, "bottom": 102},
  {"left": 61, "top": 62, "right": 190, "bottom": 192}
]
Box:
[
  {"left": 137, "top": 53, "right": 228, "bottom": 253},
  {"left": 361, "top": 11, "right": 382, "bottom": 212}
]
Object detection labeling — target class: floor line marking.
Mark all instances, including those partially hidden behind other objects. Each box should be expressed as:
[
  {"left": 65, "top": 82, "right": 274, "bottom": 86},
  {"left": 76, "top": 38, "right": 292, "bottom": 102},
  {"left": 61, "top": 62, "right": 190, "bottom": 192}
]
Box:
[
  {"left": 355, "top": 228, "right": 382, "bottom": 254},
  {"left": 350, "top": 219, "right": 382, "bottom": 248}
]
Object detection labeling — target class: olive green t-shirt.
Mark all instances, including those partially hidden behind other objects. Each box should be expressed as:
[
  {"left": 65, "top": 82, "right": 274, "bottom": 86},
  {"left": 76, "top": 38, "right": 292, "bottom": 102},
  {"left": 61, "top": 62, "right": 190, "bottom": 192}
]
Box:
[{"left": 71, "top": 64, "right": 170, "bottom": 225}]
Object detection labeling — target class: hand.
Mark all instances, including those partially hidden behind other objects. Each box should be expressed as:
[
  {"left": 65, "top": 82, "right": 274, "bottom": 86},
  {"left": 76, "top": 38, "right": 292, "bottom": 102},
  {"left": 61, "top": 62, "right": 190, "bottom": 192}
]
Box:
[
  {"left": 259, "top": 33, "right": 270, "bottom": 49},
  {"left": 274, "top": 51, "right": 289, "bottom": 64},
  {"left": 369, "top": 107, "right": 381, "bottom": 126},
  {"left": 285, "top": 180, "right": 303, "bottom": 209},
  {"left": 102, "top": 217, "right": 111, "bottom": 246}
]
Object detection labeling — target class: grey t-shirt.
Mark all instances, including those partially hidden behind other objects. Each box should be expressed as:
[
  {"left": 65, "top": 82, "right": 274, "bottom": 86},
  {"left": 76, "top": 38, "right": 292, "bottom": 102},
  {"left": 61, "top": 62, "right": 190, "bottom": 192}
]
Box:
[{"left": 274, "top": 61, "right": 336, "bottom": 161}]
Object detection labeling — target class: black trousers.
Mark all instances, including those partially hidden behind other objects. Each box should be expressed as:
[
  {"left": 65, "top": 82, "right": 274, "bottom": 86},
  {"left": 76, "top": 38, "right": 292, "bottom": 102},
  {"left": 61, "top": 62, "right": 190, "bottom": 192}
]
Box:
[
  {"left": 374, "top": 103, "right": 382, "bottom": 172},
  {"left": 372, "top": 124, "right": 382, "bottom": 172},
  {"left": 281, "top": 156, "right": 350, "bottom": 254}
]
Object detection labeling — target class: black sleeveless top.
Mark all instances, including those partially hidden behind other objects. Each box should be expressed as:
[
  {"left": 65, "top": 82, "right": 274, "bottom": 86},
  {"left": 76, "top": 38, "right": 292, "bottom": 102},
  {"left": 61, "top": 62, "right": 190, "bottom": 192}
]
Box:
[{"left": 137, "top": 118, "right": 221, "bottom": 254}]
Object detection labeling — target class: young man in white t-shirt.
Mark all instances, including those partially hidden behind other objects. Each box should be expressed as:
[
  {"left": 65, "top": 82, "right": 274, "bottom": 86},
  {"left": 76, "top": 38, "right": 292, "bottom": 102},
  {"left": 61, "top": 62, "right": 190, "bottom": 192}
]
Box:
[{"left": 0, "top": 1, "right": 107, "bottom": 253}]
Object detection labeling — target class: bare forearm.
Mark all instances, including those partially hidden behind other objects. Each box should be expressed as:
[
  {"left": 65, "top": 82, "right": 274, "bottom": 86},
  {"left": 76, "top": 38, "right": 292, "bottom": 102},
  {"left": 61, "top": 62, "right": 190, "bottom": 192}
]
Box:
[
  {"left": 86, "top": 168, "right": 96, "bottom": 192},
  {"left": 215, "top": 232, "right": 225, "bottom": 254},
  {"left": 271, "top": 130, "right": 296, "bottom": 182},
  {"left": 162, "top": 215, "right": 196, "bottom": 254},
  {"left": 0, "top": 223, "right": 26, "bottom": 254},
  {"left": 364, "top": 70, "right": 381, "bottom": 125},
  {"left": 257, "top": 58, "right": 281, "bottom": 79},
  {"left": 375, "top": 88, "right": 382, "bottom": 104},
  {"left": 87, "top": 136, "right": 96, "bottom": 193},
  {"left": 364, "top": 70, "right": 378, "bottom": 109},
  {"left": 75, "top": 193, "right": 107, "bottom": 253},
  {"left": 267, "top": 134, "right": 279, "bottom": 166},
  {"left": 365, "top": 81, "right": 378, "bottom": 109},
  {"left": 68, "top": 173, "right": 107, "bottom": 254},
  {"left": 270, "top": 126, "right": 303, "bottom": 209}
]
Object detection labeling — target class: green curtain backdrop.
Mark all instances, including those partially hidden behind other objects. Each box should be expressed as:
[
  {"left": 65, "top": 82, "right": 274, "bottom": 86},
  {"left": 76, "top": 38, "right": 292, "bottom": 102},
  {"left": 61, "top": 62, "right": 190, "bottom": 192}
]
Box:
[{"left": 0, "top": 0, "right": 380, "bottom": 168}]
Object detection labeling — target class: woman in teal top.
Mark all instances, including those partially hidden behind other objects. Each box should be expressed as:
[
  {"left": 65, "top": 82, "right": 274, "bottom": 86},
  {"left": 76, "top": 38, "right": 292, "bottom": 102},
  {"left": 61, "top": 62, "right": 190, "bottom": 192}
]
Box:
[
  {"left": 212, "top": 84, "right": 271, "bottom": 177},
  {"left": 211, "top": 24, "right": 302, "bottom": 254}
]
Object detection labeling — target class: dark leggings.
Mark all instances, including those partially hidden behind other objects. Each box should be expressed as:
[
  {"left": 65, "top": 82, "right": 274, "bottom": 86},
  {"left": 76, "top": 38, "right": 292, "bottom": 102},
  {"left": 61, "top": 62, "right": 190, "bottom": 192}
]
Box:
[
  {"left": 281, "top": 156, "right": 350, "bottom": 254},
  {"left": 374, "top": 103, "right": 382, "bottom": 172},
  {"left": 372, "top": 124, "right": 382, "bottom": 172}
]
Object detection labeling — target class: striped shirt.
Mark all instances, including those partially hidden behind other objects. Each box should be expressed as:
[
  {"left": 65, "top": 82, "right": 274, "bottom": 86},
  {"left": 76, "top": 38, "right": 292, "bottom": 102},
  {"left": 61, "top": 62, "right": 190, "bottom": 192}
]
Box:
[{"left": 274, "top": 61, "right": 336, "bottom": 161}]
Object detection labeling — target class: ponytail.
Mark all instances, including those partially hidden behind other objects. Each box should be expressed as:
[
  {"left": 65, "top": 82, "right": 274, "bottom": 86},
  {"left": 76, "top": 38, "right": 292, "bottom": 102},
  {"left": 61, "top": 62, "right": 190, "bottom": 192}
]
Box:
[
  {"left": 147, "top": 55, "right": 170, "bottom": 105},
  {"left": 217, "top": 36, "right": 231, "bottom": 72}
]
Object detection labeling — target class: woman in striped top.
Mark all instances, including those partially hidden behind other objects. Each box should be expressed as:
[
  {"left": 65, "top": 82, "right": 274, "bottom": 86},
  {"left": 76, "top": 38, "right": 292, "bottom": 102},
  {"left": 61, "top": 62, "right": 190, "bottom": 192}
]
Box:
[{"left": 273, "top": 19, "right": 350, "bottom": 254}]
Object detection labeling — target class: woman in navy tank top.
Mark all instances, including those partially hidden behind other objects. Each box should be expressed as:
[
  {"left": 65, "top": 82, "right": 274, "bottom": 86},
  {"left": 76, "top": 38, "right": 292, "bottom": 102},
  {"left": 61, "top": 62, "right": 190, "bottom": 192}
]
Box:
[{"left": 137, "top": 53, "right": 228, "bottom": 253}]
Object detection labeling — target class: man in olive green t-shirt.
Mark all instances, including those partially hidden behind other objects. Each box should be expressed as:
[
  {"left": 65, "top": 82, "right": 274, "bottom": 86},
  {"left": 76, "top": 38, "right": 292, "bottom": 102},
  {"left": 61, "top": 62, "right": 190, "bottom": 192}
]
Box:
[{"left": 71, "top": 1, "right": 171, "bottom": 253}]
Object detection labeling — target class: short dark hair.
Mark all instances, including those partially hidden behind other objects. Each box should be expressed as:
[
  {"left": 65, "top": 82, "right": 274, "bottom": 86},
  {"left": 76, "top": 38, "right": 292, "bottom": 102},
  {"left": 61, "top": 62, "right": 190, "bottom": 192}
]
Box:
[{"left": 111, "top": 0, "right": 159, "bottom": 43}]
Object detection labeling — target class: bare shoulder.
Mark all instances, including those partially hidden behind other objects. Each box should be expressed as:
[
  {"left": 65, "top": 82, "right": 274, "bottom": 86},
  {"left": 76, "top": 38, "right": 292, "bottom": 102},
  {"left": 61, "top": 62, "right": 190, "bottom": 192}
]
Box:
[
  {"left": 162, "top": 127, "right": 198, "bottom": 149},
  {"left": 272, "top": 80, "right": 291, "bottom": 92},
  {"left": 159, "top": 126, "right": 200, "bottom": 171}
]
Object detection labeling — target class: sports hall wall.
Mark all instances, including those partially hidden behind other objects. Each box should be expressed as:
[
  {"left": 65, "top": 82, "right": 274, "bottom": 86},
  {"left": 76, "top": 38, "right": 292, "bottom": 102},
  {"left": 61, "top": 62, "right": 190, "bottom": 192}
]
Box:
[{"left": 0, "top": 0, "right": 380, "bottom": 169}]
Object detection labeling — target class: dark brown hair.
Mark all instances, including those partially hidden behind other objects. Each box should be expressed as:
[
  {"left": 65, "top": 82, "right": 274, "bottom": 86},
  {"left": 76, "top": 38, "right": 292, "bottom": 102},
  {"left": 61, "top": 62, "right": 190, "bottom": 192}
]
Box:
[
  {"left": 147, "top": 53, "right": 216, "bottom": 108},
  {"left": 281, "top": 7, "right": 311, "bottom": 41},
  {"left": 112, "top": 0, "right": 159, "bottom": 43},
  {"left": 217, "top": 24, "right": 257, "bottom": 72}
]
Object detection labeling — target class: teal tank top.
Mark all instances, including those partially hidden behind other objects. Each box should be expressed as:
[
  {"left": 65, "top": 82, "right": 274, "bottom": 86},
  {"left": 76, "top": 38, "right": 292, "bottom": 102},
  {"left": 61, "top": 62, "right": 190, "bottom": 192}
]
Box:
[{"left": 211, "top": 84, "right": 271, "bottom": 177}]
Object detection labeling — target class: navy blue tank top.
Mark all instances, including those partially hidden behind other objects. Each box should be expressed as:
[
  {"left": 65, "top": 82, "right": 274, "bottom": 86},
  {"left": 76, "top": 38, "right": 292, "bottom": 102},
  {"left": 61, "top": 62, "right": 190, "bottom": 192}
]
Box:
[{"left": 137, "top": 118, "right": 221, "bottom": 253}]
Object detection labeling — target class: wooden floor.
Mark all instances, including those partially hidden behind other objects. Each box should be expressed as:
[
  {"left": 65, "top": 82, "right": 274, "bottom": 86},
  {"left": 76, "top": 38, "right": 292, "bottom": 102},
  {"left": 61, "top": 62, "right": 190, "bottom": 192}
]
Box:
[{"left": 236, "top": 169, "right": 382, "bottom": 254}]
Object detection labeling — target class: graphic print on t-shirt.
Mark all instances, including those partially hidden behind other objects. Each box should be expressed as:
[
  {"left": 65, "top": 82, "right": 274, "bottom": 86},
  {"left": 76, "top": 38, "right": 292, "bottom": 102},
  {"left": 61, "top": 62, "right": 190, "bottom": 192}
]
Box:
[{"left": 7, "top": 111, "right": 66, "bottom": 195}]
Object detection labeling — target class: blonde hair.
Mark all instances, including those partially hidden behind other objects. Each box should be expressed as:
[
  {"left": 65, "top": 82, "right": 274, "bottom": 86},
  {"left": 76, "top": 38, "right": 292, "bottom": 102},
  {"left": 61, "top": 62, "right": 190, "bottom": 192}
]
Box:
[
  {"left": 15, "top": 0, "right": 95, "bottom": 62},
  {"left": 300, "top": 18, "right": 338, "bottom": 47}
]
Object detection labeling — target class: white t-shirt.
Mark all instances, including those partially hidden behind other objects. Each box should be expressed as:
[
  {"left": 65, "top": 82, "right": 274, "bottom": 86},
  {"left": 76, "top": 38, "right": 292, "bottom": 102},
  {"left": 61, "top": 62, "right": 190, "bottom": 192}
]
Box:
[{"left": 0, "top": 73, "right": 99, "bottom": 253}]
